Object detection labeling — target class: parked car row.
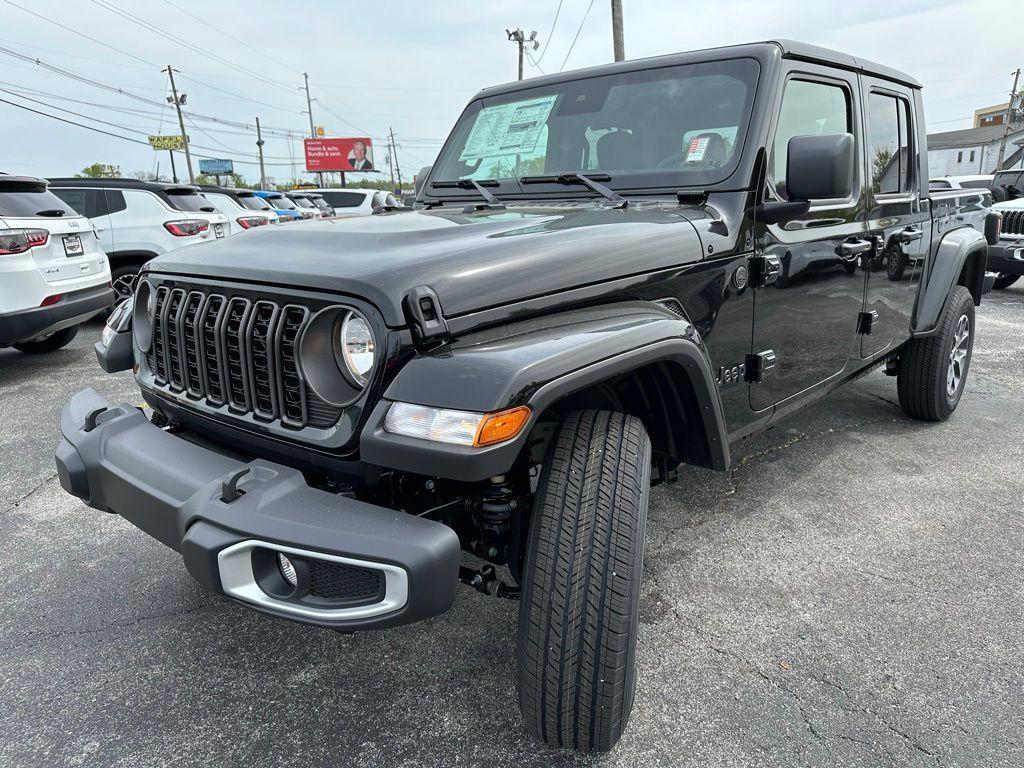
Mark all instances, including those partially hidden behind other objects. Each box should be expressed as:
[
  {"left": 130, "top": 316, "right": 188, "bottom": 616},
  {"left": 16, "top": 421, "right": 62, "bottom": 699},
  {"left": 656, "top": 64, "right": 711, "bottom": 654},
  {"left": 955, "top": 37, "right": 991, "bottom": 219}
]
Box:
[{"left": 0, "top": 174, "right": 407, "bottom": 354}]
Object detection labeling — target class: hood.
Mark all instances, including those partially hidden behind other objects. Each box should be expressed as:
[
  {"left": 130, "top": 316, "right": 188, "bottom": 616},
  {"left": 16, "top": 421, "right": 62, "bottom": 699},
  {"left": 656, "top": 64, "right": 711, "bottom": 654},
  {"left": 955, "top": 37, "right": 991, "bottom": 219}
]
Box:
[
  {"left": 993, "top": 198, "right": 1024, "bottom": 212},
  {"left": 147, "top": 201, "right": 706, "bottom": 326}
]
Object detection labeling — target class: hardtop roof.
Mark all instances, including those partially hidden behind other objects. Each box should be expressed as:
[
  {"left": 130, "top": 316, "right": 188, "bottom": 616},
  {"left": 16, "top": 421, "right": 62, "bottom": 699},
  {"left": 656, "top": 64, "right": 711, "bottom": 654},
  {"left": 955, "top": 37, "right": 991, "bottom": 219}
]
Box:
[{"left": 473, "top": 39, "right": 920, "bottom": 101}]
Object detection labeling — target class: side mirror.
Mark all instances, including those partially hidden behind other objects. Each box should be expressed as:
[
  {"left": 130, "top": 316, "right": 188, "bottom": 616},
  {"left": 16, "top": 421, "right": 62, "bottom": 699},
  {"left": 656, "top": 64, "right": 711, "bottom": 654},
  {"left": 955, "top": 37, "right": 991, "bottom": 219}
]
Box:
[{"left": 786, "top": 133, "right": 855, "bottom": 201}]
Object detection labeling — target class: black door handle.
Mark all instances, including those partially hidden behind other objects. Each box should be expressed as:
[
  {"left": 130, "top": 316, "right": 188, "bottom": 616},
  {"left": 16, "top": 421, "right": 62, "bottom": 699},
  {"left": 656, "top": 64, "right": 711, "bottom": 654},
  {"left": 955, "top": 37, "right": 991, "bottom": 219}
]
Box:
[
  {"left": 835, "top": 238, "right": 873, "bottom": 261},
  {"left": 898, "top": 227, "right": 924, "bottom": 244}
]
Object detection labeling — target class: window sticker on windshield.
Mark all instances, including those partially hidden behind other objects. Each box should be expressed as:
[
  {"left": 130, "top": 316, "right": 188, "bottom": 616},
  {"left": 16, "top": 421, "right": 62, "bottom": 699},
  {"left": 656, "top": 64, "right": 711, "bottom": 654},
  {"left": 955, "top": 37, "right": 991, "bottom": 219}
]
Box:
[
  {"left": 459, "top": 95, "right": 557, "bottom": 160},
  {"left": 686, "top": 136, "right": 710, "bottom": 162}
]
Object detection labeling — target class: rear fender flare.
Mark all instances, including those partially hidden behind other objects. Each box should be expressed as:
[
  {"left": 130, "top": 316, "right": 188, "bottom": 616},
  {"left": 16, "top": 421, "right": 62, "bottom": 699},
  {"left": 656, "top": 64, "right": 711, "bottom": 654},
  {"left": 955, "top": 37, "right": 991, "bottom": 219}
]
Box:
[
  {"left": 913, "top": 226, "right": 987, "bottom": 336},
  {"left": 360, "top": 302, "right": 730, "bottom": 482}
]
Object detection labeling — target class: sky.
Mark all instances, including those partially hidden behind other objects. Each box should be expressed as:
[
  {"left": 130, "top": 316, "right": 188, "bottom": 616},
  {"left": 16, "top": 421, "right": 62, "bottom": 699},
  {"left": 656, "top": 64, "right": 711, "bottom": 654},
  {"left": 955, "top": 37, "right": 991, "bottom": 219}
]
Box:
[{"left": 0, "top": 0, "right": 1018, "bottom": 186}]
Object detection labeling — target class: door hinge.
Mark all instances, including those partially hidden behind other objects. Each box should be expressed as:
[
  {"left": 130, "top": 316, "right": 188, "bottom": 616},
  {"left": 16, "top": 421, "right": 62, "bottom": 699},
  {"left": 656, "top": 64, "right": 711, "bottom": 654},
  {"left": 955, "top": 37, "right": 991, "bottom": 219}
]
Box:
[
  {"left": 858, "top": 310, "right": 879, "bottom": 335},
  {"left": 749, "top": 254, "right": 782, "bottom": 288},
  {"left": 745, "top": 350, "right": 777, "bottom": 383}
]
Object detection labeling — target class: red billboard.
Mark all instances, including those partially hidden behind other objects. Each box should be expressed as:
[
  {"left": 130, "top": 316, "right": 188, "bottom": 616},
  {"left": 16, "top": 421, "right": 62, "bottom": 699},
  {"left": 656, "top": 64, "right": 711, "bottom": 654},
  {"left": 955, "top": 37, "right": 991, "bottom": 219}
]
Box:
[{"left": 303, "top": 137, "right": 375, "bottom": 172}]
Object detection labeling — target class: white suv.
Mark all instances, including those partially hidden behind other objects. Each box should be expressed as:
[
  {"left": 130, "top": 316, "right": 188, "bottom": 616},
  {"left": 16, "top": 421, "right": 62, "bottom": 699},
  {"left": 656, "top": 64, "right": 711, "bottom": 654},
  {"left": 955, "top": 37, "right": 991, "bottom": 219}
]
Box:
[
  {"left": 198, "top": 185, "right": 280, "bottom": 229},
  {"left": 49, "top": 179, "right": 231, "bottom": 302},
  {"left": 0, "top": 175, "right": 112, "bottom": 354},
  {"left": 306, "top": 188, "right": 402, "bottom": 218}
]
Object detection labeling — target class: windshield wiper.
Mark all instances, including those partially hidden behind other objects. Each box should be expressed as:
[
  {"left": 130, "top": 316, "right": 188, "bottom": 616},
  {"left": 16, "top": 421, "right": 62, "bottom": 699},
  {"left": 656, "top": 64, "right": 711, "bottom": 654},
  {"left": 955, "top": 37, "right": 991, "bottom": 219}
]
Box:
[
  {"left": 35, "top": 209, "right": 65, "bottom": 217},
  {"left": 431, "top": 178, "right": 506, "bottom": 211},
  {"left": 521, "top": 173, "right": 627, "bottom": 208}
]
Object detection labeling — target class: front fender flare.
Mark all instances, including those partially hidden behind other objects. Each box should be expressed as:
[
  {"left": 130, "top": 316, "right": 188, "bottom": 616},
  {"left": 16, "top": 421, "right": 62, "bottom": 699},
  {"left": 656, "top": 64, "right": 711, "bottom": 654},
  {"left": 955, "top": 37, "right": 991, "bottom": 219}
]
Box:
[{"left": 360, "top": 303, "right": 729, "bottom": 482}]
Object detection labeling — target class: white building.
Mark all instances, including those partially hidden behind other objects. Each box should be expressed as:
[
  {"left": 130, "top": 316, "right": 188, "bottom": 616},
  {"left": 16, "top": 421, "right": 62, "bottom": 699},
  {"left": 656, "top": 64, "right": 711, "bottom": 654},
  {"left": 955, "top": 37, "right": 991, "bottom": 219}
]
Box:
[{"left": 927, "top": 124, "right": 1024, "bottom": 177}]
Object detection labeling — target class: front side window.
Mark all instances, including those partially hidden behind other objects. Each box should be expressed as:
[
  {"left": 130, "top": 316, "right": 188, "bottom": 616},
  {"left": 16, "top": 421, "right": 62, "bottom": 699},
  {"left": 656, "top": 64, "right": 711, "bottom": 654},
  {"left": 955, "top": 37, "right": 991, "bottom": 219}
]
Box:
[
  {"left": 430, "top": 57, "right": 760, "bottom": 194},
  {"left": 867, "top": 92, "right": 911, "bottom": 195},
  {"left": 771, "top": 79, "right": 850, "bottom": 199}
]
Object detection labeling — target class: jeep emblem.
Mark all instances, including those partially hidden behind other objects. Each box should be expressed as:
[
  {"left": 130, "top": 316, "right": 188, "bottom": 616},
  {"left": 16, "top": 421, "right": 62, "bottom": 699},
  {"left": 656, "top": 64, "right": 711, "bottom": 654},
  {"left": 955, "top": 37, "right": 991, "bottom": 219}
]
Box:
[{"left": 733, "top": 264, "right": 749, "bottom": 290}]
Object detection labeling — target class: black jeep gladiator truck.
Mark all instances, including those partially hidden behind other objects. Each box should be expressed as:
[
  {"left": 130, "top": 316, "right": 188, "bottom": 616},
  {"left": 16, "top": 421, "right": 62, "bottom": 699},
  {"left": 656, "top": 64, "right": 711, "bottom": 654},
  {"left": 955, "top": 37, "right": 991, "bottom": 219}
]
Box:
[{"left": 57, "top": 40, "right": 994, "bottom": 753}]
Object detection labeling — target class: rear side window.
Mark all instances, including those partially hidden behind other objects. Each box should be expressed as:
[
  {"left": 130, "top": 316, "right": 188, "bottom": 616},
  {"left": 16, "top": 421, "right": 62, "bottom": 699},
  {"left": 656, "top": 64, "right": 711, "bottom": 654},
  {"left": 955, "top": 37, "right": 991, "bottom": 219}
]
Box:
[
  {"left": 167, "top": 191, "right": 215, "bottom": 212},
  {"left": 867, "top": 92, "right": 912, "bottom": 194},
  {"left": 1, "top": 183, "right": 77, "bottom": 217},
  {"left": 959, "top": 179, "right": 992, "bottom": 189},
  {"left": 320, "top": 191, "right": 366, "bottom": 208},
  {"left": 771, "top": 79, "right": 851, "bottom": 199},
  {"left": 105, "top": 190, "right": 127, "bottom": 215}
]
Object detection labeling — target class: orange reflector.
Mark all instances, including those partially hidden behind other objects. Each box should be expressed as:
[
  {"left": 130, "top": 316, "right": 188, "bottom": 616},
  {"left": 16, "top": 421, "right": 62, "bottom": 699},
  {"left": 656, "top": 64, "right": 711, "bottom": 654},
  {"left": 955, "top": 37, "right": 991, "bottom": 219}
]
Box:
[{"left": 474, "top": 406, "right": 531, "bottom": 447}]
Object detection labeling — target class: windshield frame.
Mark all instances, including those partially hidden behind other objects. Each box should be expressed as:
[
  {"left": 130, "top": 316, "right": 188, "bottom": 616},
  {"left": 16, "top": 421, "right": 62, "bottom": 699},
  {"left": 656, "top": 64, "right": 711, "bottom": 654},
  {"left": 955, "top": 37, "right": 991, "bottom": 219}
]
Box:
[{"left": 425, "top": 55, "right": 761, "bottom": 203}]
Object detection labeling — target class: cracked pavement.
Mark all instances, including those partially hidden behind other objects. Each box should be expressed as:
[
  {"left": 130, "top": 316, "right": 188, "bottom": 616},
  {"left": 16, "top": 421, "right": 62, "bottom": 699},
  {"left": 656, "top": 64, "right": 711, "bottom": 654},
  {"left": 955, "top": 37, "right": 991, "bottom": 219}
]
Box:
[{"left": 1, "top": 286, "right": 1023, "bottom": 767}]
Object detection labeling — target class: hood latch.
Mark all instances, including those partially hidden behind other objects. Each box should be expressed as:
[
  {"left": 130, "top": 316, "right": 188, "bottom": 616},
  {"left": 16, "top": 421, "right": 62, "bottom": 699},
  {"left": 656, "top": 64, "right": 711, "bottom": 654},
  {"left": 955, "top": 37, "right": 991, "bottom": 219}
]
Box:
[{"left": 403, "top": 286, "right": 450, "bottom": 349}]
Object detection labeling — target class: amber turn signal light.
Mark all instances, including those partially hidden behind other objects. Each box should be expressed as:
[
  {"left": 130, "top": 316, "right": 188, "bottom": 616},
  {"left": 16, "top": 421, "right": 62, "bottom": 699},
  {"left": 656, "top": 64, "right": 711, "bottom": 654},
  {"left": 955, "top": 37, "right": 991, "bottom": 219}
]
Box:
[{"left": 474, "top": 406, "right": 531, "bottom": 447}]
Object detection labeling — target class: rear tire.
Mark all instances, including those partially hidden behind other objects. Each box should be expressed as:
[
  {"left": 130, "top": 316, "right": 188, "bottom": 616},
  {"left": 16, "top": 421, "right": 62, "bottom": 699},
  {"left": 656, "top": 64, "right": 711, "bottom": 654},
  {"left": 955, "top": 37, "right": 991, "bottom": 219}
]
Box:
[
  {"left": 13, "top": 325, "right": 79, "bottom": 354},
  {"left": 516, "top": 410, "right": 651, "bottom": 753},
  {"left": 897, "top": 285, "right": 974, "bottom": 420},
  {"left": 993, "top": 273, "right": 1020, "bottom": 290}
]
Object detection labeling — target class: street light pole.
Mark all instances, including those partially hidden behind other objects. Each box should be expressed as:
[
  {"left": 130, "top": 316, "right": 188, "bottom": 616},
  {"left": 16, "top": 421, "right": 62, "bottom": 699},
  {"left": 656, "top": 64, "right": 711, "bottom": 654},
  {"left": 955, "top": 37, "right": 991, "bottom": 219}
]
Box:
[
  {"left": 389, "top": 126, "right": 402, "bottom": 192},
  {"left": 164, "top": 65, "right": 194, "bottom": 184},
  {"left": 506, "top": 28, "right": 538, "bottom": 81}
]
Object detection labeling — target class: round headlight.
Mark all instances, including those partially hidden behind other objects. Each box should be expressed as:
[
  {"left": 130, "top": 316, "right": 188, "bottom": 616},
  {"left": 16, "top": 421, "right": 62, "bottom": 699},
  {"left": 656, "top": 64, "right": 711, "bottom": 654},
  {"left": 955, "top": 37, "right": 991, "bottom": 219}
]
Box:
[{"left": 340, "top": 311, "right": 375, "bottom": 386}]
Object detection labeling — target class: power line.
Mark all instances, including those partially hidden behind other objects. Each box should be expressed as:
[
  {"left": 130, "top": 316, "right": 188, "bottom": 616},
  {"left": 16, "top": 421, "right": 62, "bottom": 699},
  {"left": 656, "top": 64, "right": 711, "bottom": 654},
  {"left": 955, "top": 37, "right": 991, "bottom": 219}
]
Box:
[
  {"left": 0, "top": 94, "right": 301, "bottom": 167},
  {"left": 87, "top": 0, "right": 299, "bottom": 96},
  {"left": 160, "top": 0, "right": 302, "bottom": 76},
  {"left": 0, "top": 0, "right": 158, "bottom": 68},
  {"left": 532, "top": 0, "right": 564, "bottom": 65},
  {"left": 559, "top": 0, "right": 595, "bottom": 72}
]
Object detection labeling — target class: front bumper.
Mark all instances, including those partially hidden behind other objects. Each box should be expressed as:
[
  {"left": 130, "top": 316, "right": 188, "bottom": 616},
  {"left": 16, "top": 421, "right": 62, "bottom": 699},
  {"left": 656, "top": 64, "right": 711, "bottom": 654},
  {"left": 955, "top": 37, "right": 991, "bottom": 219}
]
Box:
[
  {"left": 54, "top": 388, "right": 461, "bottom": 631},
  {"left": 988, "top": 242, "right": 1024, "bottom": 276},
  {"left": 0, "top": 285, "right": 113, "bottom": 346}
]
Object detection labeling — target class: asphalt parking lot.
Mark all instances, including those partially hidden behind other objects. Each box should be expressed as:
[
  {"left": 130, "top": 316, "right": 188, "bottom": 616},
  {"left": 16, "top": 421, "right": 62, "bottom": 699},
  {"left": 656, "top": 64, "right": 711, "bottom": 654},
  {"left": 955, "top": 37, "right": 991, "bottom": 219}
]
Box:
[{"left": 1, "top": 286, "right": 1022, "bottom": 768}]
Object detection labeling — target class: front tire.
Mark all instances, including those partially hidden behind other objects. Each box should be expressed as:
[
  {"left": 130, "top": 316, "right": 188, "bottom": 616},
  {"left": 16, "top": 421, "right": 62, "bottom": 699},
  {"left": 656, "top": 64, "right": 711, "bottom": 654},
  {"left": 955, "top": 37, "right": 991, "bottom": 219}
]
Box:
[
  {"left": 13, "top": 325, "right": 79, "bottom": 354},
  {"left": 897, "top": 285, "right": 975, "bottom": 420},
  {"left": 516, "top": 410, "right": 651, "bottom": 753}
]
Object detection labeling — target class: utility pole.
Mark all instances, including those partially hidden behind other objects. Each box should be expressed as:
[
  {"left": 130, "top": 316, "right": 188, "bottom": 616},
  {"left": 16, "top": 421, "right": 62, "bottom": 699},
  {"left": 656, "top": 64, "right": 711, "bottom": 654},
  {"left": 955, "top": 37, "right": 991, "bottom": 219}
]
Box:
[
  {"left": 611, "top": 0, "right": 625, "bottom": 62},
  {"left": 389, "top": 127, "right": 402, "bottom": 192},
  {"left": 302, "top": 72, "right": 324, "bottom": 186},
  {"left": 386, "top": 130, "right": 396, "bottom": 192},
  {"left": 255, "top": 116, "right": 267, "bottom": 190},
  {"left": 163, "top": 66, "right": 194, "bottom": 184},
  {"left": 506, "top": 28, "right": 538, "bottom": 81},
  {"left": 995, "top": 68, "right": 1021, "bottom": 172}
]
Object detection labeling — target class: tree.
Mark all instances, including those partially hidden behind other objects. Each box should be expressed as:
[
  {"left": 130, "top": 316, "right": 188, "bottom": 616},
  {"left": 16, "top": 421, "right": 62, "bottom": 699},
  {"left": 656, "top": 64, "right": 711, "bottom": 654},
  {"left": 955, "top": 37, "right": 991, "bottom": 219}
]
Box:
[
  {"left": 195, "top": 172, "right": 249, "bottom": 188},
  {"left": 131, "top": 170, "right": 159, "bottom": 181},
  {"left": 76, "top": 163, "right": 121, "bottom": 178}
]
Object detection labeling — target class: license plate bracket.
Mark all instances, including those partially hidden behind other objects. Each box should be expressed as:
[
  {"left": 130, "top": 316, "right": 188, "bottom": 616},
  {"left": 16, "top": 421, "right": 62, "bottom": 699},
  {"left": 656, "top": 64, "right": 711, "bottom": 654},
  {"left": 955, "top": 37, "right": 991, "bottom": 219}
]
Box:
[{"left": 63, "top": 235, "right": 84, "bottom": 256}]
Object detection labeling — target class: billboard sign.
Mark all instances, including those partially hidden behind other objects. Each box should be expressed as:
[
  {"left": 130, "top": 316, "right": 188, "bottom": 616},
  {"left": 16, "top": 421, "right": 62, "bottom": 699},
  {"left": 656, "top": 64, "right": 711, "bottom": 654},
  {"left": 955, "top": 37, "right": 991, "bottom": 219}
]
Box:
[
  {"left": 199, "top": 158, "right": 234, "bottom": 175},
  {"left": 304, "top": 137, "right": 374, "bottom": 172},
  {"left": 148, "top": 134, "right": 185, "bottom": 150}
]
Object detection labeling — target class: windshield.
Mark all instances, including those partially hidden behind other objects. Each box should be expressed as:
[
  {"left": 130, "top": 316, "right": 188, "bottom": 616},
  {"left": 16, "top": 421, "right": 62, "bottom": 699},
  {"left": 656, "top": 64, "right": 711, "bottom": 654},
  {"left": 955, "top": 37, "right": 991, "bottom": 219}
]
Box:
[
  {"left": 238, "top": 194, "right": 272, "bottom": 211},
  {"left": 430, "top": 57, "right": 759, "bottom": 196}
]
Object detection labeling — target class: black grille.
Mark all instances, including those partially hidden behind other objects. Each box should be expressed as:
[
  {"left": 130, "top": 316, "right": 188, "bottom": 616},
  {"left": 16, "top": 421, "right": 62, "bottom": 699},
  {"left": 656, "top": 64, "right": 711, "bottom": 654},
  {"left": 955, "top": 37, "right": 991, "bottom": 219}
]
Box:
[
  {"left": 144, "top": 284, "right": 343, "bottom": 429},
  {"left": 308, "top": 559, "right": 385, "bottom": 602},
  {"left": 1002, "top": 209, "right": 1024, "bottom": 235}
]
